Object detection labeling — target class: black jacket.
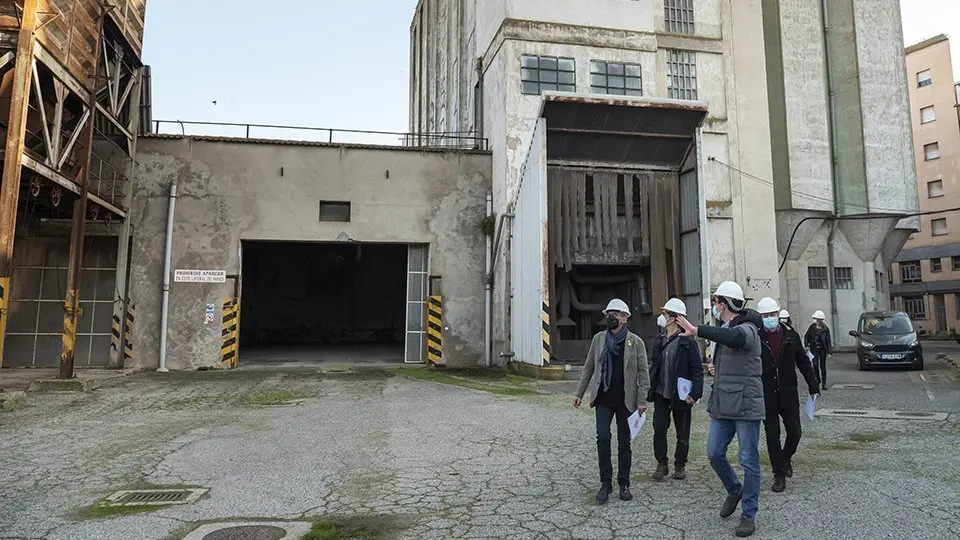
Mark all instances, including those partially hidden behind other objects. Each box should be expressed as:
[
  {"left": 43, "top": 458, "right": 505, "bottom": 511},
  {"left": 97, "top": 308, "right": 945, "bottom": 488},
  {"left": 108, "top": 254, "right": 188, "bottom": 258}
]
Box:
[
  {"left": 762, "top": 323, "right": 819, "bottom": 409},
  {"left": 804, "top": 323, "right": 832, "bottom": 354},
  {"left": 646, "top": 331, "right": 704, "bottom": 408}
]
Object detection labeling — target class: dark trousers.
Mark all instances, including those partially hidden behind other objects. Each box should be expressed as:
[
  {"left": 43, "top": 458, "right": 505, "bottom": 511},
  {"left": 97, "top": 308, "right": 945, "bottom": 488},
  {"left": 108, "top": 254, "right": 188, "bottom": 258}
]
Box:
[
  {"left": 812, "top": 350, "right": 828, "bottom": 384},
  {"left": 763, "top": 403, "right": 802, "bottom": 476},
  {"left": 653, "top": 394, "right": 692, "bottom": 467},
  {"left": 595, "top": 403, "right": 632, "bottom": 487}
]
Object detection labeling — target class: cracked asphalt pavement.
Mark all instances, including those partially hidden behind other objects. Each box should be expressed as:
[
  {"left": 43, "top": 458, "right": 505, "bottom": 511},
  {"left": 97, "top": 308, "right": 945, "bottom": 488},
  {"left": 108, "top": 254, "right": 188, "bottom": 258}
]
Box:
[{"left": 0, "top": 349, "right": 958, "bottom": 540}]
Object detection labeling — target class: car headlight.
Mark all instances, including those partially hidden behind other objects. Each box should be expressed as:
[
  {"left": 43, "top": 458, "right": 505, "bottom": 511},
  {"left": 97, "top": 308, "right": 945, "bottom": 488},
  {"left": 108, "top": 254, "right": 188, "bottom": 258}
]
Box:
[
  {"left": 859, "top": 340, "right": 874, "bottom": 349},
  {"left": 909, "top": 340, "right": 919, "bottom": 348}
]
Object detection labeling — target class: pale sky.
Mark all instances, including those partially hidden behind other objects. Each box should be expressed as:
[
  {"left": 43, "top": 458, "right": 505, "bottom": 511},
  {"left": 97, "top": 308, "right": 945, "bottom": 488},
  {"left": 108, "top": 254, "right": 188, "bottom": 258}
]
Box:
[{"left": 141, "top": 1, "right": 960, "bottom": 138}]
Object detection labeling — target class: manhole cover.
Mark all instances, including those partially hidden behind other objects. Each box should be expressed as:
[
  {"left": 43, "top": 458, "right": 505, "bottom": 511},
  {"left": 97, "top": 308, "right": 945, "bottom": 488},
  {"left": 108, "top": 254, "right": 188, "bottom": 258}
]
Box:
[
  {"left": 103, "top": 488, "right": 207, "bottom": 507},
  {"left": 202, "top": 525, "right": 286, "bottom": 540}
]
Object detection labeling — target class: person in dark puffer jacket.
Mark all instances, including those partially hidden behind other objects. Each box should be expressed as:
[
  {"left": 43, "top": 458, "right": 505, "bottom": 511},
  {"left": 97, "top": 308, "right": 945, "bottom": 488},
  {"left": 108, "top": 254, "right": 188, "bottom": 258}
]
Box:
[{"left": 676, "top": 281, "right": 763, "bottom": 538}]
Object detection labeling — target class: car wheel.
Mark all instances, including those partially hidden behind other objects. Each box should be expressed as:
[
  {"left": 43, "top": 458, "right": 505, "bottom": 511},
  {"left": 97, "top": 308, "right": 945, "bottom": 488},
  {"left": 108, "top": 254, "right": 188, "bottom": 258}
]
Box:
[
  {"left": 914, "top": 358, "right": 924, "bottom": 371},
  {"left": 858, "top": 358, "right": 866, "bottom": 371}
]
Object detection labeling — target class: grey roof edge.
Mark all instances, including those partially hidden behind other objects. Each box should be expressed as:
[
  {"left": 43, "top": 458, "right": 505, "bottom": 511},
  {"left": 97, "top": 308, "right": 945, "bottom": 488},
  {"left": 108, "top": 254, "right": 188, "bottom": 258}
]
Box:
[
  {"left": 139, "top": 133, "right": 493, "bottom": 155},
  {"left": 905, "top": 34, "right": 949, "bottom": 55}
]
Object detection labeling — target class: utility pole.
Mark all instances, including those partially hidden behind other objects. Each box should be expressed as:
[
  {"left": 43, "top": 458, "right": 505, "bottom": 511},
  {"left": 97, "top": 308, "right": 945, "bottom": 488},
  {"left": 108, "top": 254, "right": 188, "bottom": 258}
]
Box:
[
  {"left": 0, "top": 0, "right": 39, "bottom": 368},
  {"left": 58, "top": 2, "right": 109, "bottom": 379}
]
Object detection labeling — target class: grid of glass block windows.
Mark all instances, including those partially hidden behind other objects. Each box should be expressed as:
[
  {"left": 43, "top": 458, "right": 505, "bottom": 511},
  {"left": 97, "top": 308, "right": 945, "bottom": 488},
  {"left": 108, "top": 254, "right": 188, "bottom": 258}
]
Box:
[
  {"left": 521, "top": 55, "right": 576, "bottom": 95},
  {"left": 665, "top": 0, "right": 695, "bottom": 34},
  {"left": 666, "top": 50, "right": 697, "bottom": 100},
  {"left": 590, "top": 61, "right": 642, "bottom": 96}
]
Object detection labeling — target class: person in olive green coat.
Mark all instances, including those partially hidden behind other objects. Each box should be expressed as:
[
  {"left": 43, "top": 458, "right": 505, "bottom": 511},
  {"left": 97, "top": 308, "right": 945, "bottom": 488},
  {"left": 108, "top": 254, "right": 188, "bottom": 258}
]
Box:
[{"left": 572, "top": 298, "right": 650, "bottom": 505}]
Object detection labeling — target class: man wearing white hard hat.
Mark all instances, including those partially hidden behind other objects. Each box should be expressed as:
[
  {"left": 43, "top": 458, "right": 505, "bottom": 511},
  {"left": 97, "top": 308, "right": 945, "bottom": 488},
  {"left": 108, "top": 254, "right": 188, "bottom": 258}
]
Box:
[
  {"left": 676, "top": 281, "right": 763, "bottom": 538},
  {"left": 756, "top": 297, "right": 819, "bottom": 494},
  {"left": 646, "top": 298, "right": 704, "bottom": 482},
  {"left": 573, "top": 299, "right": 650, "bottom": 505},
  {"left": 778, "top": 310, "right": 791, "bottom": 327},
  {"left": 804, "top": 310, "right": 832, "bottom": 389}
]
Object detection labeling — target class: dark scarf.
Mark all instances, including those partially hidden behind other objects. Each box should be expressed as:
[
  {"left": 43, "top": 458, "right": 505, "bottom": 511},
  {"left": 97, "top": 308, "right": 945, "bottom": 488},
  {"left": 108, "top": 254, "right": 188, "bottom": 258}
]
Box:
[{"left": 600, "top": 327, "right": 628, "bottom": 392}]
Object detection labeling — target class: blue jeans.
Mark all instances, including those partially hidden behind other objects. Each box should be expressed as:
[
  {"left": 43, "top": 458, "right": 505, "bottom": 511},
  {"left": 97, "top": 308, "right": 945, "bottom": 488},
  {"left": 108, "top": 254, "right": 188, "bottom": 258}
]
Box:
[{"left": 707, "top": 417, "right": 761, "bottom": 522}]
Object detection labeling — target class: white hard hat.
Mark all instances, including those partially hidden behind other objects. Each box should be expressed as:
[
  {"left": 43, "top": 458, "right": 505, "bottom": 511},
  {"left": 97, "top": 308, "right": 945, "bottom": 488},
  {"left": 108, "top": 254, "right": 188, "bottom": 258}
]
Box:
[
  {"left": 756, "top": 297, "right": 780, "bottom": 315},
  {"left": 779, "top": 309, "right": 790, "bottom": 319},
  {"left": 713, "top": 281, "right": 745, "bottom": 302},
  {"left": 604, "top": 298, "right": 631, "bottom": 316},
  {"left": 812, "top": 310, "right": 826, "bottom": 320},
  {"left": 662, "top": 298, "right": 687, "bottom": 316},
  {"left": 657, "top": 314, "right": 666, "bottom": 328}
]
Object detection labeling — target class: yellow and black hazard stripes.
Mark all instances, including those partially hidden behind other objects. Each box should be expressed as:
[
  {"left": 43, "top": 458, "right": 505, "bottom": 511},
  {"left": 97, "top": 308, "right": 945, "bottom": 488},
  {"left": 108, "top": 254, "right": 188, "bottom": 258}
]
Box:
[
  {"left": 541, "top": 301, "right": 551, "bottom": 365},
  {"left": 220, "top": 298, "right": 240, "bottom": 368},
  {"left": 427, "top": 295, "right": 443, "bottom": 366},
  {"left": 111, "top": 311, "right": 122, "bottom": 358},
  {"left": 0, "top": 277, "right": 8, "bottom": 367},
  {"left": 123, "top": 303, "right": 135, "bottom": 364}
]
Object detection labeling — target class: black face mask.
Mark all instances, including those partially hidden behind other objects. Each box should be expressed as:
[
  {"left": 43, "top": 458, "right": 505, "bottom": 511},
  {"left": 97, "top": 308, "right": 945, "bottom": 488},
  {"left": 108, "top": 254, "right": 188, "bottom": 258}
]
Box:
[{"left": 605, "top": 314, "right": 620, "bottom": 330}]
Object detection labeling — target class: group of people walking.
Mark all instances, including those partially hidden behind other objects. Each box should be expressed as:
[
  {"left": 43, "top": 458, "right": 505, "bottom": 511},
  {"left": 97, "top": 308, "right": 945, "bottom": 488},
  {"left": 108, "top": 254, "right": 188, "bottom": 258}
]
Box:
[{"left": 573, "top": 282, "right": 831, "bottom": 537}]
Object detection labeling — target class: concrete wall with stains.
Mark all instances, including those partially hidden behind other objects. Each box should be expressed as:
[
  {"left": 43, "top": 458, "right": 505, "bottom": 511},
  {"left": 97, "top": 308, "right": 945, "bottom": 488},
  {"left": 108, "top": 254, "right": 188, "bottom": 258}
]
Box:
[{"left": 128, "top": 136, "right": 492, "bottom": 370}]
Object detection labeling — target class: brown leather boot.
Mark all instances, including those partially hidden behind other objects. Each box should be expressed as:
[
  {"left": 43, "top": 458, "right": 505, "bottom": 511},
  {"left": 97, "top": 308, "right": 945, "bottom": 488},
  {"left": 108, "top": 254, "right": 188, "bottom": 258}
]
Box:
[
  {"left": 651, "top": 463, "right": 669, "bottom": 481},
  {"left": 673, "top": 465, "right": 686, "bottom": 480}
]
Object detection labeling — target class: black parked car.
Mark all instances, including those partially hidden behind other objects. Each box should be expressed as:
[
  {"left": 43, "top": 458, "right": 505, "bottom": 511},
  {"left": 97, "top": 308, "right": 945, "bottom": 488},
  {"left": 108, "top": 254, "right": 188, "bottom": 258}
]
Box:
[{"left": 850, "top": 311, "right": 925, "bottom": 371}]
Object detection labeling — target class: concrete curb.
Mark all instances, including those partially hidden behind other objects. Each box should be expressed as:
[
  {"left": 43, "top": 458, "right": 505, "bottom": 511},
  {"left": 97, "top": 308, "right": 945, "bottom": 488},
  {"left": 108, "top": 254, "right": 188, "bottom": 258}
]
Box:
[
  {"left": 0, "top": 390, "right": 27, "bottom": 411},
  {"left": 27, "top": 378, "right": 101, "bottom": 393},
  {"left": 938, "top": 353, "right": 960, "bottom": 369},
  {"left": 507, "top": 361, "right": 565, "bottom": 380}
]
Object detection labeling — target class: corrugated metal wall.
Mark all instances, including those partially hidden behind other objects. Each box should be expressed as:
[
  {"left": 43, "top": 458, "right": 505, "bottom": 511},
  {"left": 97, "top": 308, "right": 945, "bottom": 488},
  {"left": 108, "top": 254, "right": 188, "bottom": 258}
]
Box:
[{"left": 511, "top": 119, "right": 548, "bottom": 365}]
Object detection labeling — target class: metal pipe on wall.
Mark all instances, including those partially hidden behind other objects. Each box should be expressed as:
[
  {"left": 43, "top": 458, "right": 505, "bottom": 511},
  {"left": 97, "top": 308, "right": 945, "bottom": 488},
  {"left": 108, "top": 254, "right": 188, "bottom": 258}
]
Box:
[
  {"left": 821, "top": 0, "right": 842, "bottom": 336},
  {"left": 484, "top": 193, "right": 493, "bottom": 367},
  {"left": 158, "top": 182, "right": 177, "bottom": 373}
]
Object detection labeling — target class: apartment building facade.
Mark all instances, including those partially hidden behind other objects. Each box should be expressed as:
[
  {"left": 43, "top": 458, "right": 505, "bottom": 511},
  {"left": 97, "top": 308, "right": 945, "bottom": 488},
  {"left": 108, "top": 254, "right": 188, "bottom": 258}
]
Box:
[
  {"left": 410, "top": 0, "right": 918, "bottom": 363},
  {"left": 891, "top": 35, "right": 960, "bottom": 334}
]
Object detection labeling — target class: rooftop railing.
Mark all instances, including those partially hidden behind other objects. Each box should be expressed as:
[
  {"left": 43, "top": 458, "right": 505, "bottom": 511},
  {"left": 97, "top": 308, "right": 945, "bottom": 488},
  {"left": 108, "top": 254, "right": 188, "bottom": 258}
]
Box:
[{"left": 151, "top": 120, "right": 488, "bottom": 151}]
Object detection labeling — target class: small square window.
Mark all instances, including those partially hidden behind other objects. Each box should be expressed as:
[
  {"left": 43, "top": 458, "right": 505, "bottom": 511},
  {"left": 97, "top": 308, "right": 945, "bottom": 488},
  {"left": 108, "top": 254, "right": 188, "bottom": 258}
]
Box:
[
  {"left": 521, "top": 55, "right": 576, "bottom": 95},
  {"left": 807, "top": 266, "right": 828, "bottom": 290},
  {"left": 953, "top": 256, "right": 960, "bottom": 271},
  {"left": 932, "top": 218, "right": 948, "bottom": 236},
  {"left": 920, "top": 105, "right": 936, "bottom": 124},
  {"left": 666, "top": 49, "right": 697, "bottom": 100},
  {"left": 590, "top": 60, "right": 643, "bottom": 96},
  {"left": 928, "top": 179, "right": 944, "bottom": 198},
  {"left": 904, "top": 296, "right": 926, "bottom": 319},
  {"left": 924, "top": 142, "right": 940, "bottom": 160},
  {"left": 931, "top": 258, "right": 943, "bottom": 273},
  {"left": 917, "top": 69, "right": 932, "bottom": 88},
  {"left": 665, "top": 0, "right": 695, "bottom": 34},
  {"left": 319, "top": 201, "right": 351, "bottom": 222},
  {"left": 833, "top": 267, "right": 854, "bottom": 290}
]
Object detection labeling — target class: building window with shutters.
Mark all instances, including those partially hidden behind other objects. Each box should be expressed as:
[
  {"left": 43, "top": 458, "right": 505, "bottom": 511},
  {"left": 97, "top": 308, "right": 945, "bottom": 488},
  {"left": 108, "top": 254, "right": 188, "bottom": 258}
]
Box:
[
  {"left": 900, "top": 261, "right": 922, "bottom": 284},
  {"left": 664, "top": 0, "right": 695, "bottom": 34},
  {"left": 931, "top": 258, "right": 943, "bottom": 273},
  {"left": 917, "top": 69, "right": 932, "bottom": 88},
  {"left": 666, "top": 50, "right": 697, "bottom": 100},
  {"left": 920, "top": 105, "right": 936, "bottom": 123},
  {"left": 924, "top": 142, "right": 940, "bottom": 160},
  {"left": 904, "top": 296, "right": 926, "bottom": 319},
  {"left": 932, "top": 218, "right": 948, "bottom": 236},
  {"left": 928, "top": 179, "right": 944, "bottom": 198}
]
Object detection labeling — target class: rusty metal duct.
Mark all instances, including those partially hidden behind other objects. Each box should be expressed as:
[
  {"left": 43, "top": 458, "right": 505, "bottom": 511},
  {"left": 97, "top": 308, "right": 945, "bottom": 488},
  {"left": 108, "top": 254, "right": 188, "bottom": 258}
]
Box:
[{"left": 539, "top": 94, "right": 708, "bottom": 169}]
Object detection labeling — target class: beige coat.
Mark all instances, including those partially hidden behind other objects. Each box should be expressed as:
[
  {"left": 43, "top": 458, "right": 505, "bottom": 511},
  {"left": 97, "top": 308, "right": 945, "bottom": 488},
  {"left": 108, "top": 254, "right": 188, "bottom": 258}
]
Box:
[{"left": 575, "top": 330, "right": 650, "bottom": 412}]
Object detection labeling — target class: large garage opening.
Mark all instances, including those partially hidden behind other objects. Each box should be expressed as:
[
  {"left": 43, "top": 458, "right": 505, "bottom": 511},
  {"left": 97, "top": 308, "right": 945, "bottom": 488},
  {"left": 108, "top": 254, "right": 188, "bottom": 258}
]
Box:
[{"left": 240, "top": 241, "right": 424, "bottom": 365}]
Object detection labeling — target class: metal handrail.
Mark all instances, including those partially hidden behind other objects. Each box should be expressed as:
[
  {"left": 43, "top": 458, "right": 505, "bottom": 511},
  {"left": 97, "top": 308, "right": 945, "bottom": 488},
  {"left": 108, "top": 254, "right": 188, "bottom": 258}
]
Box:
[{"left": 151, "top": 120, "right": 488, "bottom": 150}]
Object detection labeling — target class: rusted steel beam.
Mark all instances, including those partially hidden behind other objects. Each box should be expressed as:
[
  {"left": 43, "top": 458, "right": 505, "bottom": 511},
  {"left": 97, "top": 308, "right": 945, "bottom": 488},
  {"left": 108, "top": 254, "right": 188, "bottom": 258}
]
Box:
[
  {"left": 0, "top": 0, "right": 39, "bottom": 369},
  {"left": 59, "top": 2, "right": 107, "bottom": 380}
]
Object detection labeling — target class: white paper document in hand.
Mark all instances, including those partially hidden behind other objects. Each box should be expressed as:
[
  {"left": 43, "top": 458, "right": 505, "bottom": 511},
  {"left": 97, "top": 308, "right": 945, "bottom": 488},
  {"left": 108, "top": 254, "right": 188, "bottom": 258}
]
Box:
[
  {"left": 805, "top": 395, "right": 817, "bottom": 420},
  {"left": 677, "top": 377, "right": 693, "bottom": 401},
  {"left": 628, "top": 410, "right": 646, "bottom": 441},
  {"left": 806, "top": 350, "right": 815, "bottom": 362}
]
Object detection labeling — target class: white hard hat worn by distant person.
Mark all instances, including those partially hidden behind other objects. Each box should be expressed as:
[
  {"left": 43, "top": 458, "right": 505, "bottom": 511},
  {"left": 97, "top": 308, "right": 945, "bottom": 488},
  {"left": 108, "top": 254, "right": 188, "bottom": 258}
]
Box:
[
  {"left": 604, "top": 299, "right": 631, "bottom": 316},
  {"left": 756, "top": 297, "right": 780, "bottom": 314},
  {"left": 713, "top": 281, "right": 745, "bottom": 302},
  {"left": 662, "top": 298, "right": 687, "bottom": 316},
  {"left": 812, "top": 310, "right": 826, "bottom": 320},
  {"left": 657, "top": 314, "right": 666, "bottom": 328},
  {"left": 779, "top": 309, "right": 790, "bottom": 319}
]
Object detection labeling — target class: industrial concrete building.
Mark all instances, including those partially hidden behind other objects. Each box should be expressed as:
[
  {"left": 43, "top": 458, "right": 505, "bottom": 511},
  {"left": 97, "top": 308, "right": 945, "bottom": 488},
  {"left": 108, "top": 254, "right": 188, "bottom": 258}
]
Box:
[
  {"left": 0, "top": 0, "right": 146, "bottom": 371},
  {"left": 410, "top": 0, "right": 919, "bottom": 362},
  {"left": 128, "top": 134, "right": 492, "bottom": 370},
  {"left": 891, "top": 35, "right": 960, "bottom": 334}
]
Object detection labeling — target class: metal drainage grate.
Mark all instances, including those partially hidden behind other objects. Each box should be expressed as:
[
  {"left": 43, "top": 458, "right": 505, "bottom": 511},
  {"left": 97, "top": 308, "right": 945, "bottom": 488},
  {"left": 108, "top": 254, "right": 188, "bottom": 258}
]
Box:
[
  {"left": 831, "top": 410, "right": 868, "bottom": 416},
  {"left": 103, "top": 488, "right": 208, "bottom": 507}
]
